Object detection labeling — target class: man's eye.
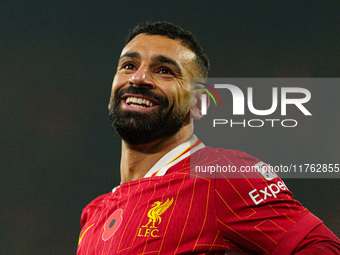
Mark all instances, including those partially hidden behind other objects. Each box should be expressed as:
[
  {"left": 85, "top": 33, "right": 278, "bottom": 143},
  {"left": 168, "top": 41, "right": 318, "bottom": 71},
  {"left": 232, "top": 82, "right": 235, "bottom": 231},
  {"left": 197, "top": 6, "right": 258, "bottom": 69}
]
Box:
[
  {"left": 158, "top": 67, "right": 174, "bottom": 75},
  {"left": 122, "top": 63, "right": 136, "bottom": 70}
]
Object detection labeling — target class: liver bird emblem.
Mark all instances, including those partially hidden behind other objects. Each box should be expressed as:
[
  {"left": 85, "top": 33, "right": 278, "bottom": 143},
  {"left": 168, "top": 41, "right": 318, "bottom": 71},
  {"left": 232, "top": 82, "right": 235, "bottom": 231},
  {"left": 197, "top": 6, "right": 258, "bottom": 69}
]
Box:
[{"left": 142, "top": 198, "right": 174, "bottom": 228}]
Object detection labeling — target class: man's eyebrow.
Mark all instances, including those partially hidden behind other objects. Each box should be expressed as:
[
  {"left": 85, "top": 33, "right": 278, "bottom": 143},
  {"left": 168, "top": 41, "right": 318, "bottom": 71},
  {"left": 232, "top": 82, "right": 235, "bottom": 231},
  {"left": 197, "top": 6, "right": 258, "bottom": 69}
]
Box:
[
  {"left": 152, "top": 55, "right": 182, "bottom": 75},
  {"left": 119, "top": 51, "right": 140, "bottom": 61}
]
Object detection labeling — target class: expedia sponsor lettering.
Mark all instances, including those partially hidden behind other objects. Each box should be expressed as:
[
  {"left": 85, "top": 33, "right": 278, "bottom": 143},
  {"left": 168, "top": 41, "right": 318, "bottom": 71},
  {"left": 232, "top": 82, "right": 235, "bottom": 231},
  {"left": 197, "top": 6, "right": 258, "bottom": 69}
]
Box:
[{"left": 248, "top": 181, "right": 288, "bottom": 205}]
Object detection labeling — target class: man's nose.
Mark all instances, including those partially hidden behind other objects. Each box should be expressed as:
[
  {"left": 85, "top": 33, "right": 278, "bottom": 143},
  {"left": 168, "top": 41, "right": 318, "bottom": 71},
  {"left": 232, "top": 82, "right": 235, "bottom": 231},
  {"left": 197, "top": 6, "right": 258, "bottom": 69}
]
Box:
[{"left": 129, "top": 65, "right": 155, "bottom": 88}]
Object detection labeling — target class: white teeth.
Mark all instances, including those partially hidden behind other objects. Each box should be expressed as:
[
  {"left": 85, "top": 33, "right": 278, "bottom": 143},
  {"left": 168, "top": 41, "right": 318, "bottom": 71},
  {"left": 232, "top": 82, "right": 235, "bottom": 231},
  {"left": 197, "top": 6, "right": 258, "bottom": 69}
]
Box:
[
  {"left": 130, "top": 104, "right": 146, "bottom": 109},
  {"left": 125, "top": 97, "right": 154, "bottom": 107}
]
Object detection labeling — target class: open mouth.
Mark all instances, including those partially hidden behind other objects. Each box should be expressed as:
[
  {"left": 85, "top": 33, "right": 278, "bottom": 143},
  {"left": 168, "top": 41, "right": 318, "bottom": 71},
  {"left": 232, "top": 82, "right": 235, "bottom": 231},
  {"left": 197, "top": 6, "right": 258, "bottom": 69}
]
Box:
[{"left": 124, "top": 96, "right": 156, "bottom": 109}]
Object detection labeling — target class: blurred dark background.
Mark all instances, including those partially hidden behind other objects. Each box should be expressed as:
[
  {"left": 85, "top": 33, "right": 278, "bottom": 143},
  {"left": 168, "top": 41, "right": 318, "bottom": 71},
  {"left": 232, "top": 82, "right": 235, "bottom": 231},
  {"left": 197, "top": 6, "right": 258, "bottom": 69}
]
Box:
[{"left": 1, "top": 1, "right": 339, "bottom": 254}]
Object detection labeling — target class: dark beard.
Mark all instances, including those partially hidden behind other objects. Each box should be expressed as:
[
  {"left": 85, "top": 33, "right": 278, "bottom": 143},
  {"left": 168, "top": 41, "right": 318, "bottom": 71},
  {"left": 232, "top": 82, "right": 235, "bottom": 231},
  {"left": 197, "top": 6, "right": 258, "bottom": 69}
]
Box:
[{"left": 109, "top": 86, "right": 188, "bottom": 145}]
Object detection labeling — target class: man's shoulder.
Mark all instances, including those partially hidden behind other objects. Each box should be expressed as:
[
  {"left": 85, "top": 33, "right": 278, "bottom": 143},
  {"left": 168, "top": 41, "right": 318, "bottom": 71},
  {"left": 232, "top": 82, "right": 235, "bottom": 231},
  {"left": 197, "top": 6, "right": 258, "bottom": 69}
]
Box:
[
  {"left": 82, "top": 192, "right": 112, "bottom": 212},
  {"left": 80, "top": 192, "right": 113, "bottom": 227},
  {"left": 166, "top": 145, "right": 262, "bottom": 178},
  {"left": 192, "top": 146, "right": 261, "bottom": 166}
]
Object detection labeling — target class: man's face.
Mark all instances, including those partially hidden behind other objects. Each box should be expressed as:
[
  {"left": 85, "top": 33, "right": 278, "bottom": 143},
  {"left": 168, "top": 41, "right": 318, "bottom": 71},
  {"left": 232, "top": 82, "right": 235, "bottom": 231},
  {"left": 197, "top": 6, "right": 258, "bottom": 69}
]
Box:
[{"left": 108, "top": 34, "right": 197, "bottom": 144}]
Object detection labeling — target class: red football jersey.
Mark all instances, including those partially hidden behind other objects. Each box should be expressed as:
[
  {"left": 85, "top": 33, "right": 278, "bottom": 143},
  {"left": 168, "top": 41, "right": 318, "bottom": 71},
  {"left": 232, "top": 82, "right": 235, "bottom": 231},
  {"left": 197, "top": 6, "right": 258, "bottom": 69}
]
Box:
[{"left": 77, "top": 136, "right": 323, "bottom": 254}]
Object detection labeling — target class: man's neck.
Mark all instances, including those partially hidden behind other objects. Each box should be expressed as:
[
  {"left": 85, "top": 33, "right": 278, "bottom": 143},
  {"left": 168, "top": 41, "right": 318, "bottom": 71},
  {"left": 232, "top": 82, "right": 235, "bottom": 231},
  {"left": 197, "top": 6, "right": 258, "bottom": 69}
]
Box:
[{"left": 119, "top": 126, "right": 192, "bottom": 183}]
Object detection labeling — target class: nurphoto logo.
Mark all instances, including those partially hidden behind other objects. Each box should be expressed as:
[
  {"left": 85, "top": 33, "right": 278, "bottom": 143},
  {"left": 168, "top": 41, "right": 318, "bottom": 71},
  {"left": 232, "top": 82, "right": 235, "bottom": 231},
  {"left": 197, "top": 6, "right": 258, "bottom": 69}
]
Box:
[{"left": 195, "top": 79, "right": 312, "bottom": 128}]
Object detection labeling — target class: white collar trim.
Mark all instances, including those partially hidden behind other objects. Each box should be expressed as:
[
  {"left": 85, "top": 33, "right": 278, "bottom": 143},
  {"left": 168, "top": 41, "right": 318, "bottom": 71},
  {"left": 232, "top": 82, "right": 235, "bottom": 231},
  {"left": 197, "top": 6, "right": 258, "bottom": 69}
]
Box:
[{"left": 144, "top": 134, "right": 205, "bottom": 178}]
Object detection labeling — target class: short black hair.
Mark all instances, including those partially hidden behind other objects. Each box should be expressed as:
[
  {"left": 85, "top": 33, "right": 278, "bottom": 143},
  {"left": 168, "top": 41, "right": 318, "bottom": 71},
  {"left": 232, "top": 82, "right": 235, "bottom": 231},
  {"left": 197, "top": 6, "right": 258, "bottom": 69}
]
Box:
[{"left": 125, "top": 21, "right": 210, "bottom": 78}]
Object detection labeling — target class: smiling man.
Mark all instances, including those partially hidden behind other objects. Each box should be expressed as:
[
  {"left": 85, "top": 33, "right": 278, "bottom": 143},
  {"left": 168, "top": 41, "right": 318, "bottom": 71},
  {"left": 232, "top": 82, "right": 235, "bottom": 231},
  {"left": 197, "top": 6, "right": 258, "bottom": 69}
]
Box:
[{"left": 77, "top": 22, "right": 340, "bottom": 254}]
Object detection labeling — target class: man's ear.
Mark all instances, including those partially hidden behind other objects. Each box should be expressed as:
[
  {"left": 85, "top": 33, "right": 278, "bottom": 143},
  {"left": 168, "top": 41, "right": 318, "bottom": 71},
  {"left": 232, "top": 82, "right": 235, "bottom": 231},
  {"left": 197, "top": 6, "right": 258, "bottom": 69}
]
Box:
[{"left": 190, "top": 91, "right": 209, "bottom": 120}]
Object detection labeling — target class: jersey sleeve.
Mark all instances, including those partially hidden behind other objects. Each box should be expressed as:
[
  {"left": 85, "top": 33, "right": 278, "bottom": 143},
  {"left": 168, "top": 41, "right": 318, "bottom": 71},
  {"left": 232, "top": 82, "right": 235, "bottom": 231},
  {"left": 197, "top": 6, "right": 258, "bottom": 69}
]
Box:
[
  {"left": 213, "top": 150, "right": 323, "bottom": 254},
  {"left": 278, "top": 218, "right": 340, "bottom": 254},
  {"left": 292, "top": 222, "right": 340, "bottom": 254}
]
